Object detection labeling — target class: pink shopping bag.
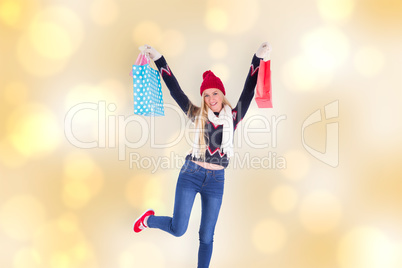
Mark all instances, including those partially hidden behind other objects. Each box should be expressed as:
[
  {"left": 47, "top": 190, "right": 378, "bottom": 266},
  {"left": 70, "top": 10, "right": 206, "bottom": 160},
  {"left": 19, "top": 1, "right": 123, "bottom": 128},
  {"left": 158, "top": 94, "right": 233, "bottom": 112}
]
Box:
[{"left": 129, "top": 53, "right": 150, "bottom": 77}]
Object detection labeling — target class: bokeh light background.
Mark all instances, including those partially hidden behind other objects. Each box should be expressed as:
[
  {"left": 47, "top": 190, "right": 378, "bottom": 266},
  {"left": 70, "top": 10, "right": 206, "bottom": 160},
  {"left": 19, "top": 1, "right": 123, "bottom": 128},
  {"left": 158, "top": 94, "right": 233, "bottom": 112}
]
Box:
[{"left": 1, "top": 0, "right": 402, "bottom": 267}]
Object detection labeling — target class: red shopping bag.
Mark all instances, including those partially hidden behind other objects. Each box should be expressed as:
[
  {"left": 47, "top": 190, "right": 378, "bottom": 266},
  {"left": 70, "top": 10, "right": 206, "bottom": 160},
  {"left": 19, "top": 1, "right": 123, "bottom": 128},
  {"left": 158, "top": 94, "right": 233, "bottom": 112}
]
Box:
[{"left": 255, "top": 59, "right": 272, "bottom": 108}]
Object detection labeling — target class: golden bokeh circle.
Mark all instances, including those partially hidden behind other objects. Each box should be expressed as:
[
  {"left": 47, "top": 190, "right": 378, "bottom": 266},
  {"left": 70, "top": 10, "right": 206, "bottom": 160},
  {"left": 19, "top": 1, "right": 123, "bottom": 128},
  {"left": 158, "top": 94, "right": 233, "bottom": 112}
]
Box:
[
  {"left": 252, "top": 219, "right": 287, "bottom": 254},
  {"left": 29, "top": 21, "right": 73, "bottom": 60},
  {"left": 282, "top": 55, "right": 333, "bottom": 91},
  {"left": 0, "top": 138, "right": 27, "bottom": 168},
  {"left": 33, "top": 216, "right": 96, "bottom": 268},
  {"left": 205, "top": 8, "right": 228, "bottom": 32},
  {"left": 17, "top": 5, "right": 83, "bottom": 76},
  {"left": 281, "top": 150, "right": 310, "bottom": 180},
  {"left": 283, "top": 26, "right": 350, "bottom": 91},
  {"left": 90, "top": 0, "right": 119, "bottom": 26},
  {"left": 270, "top": 184, "right": 298, "bottom": 213},
  {"left": 0, "top": 195, "right": 47, "bottom": 241},
  {"left": 119, "top": 242, "right": 166, "bottom": 268},
  {"left": 159, "top": 29, "right": 186, "bottom": 58},
  {"left": 29, "top": 6, "right": 83, "bottom": 56},
  {"left": 65, "top": 80, "right": 124, "bottom": 109},
  {"left": 2, "top": 81, "right": 29, "bottom": 105},
  {"left": 125, "top": 176, "right": 146, "bottom": 209},
  {"left": 0, "top": 0, "right": 40, "bottom": 28},
  {"left": 299, "top": 190, "right": 342, "bottom": 233},
  {"left": 354, "top": 46, "right": 385, "bottom": 77},
  {"left": 143, "top": 176, "right": 166, "bottom": 212},
  {"left": 338, "top": 226, "right": 397, "bottom": 268},
  {"left": 62, "top": 151, "right": 104, "bottom": 209},
  {"left": 209, "top": 63, "right": 230, "bottom": 84},
  {"left": 49, "top": 252, "right": 70, "bottom": 268},
  {"left": 57, "top": 212, "right": 79, "bottom": 234},
  {"left": 209, "top": 40, "right": 228, "bottom": 60},
  {"left": 16, "top": 33, "right": 68, "bottom": 77},
  {"left": 13, "top": 248, "right": 42, "bottom": 268},
  {"left": 301, "top": 26, "right": 350, "bottom": 71},
  {"left": 317, "top": 0, "right": 355, "bottom": 22},
  {"left": 133, "top": 21, "right": 162, "bottom": 47},
  {"left": 7, "top": 103, "right": 61, "bottom": 157},
  {"left": 205, "top": 0, "right": 260, "bottom": 35},
  {"left": 0, "top": 0, "right": 21, "bottom": 27}
]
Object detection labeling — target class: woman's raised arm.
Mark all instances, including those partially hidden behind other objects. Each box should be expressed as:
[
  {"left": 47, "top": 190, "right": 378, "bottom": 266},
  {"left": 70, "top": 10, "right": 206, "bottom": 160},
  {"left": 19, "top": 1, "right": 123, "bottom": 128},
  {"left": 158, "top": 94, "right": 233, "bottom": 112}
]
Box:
[
  {"left": 233, "top": 42, "right": 272, "bottom": 128},
  {"left": 143, "top": 45, "right": 193, "bottom": 115}
]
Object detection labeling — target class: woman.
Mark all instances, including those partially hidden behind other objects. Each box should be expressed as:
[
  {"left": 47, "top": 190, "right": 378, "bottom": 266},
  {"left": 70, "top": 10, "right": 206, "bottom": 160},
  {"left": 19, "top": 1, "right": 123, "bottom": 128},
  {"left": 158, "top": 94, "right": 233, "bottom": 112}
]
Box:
[{"left": 133, "top": 42, "right": 272, "bottom": 268}]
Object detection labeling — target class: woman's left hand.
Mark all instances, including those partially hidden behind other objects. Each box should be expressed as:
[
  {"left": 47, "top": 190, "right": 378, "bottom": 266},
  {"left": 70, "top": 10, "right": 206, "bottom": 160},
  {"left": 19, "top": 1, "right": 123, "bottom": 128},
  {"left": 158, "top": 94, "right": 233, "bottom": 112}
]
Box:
[
  {"left": 256, "top": 42, "right": 272, "bottom": 59},
  {"left": 140, "top": 45, "right": 162, "bottom": 61}
]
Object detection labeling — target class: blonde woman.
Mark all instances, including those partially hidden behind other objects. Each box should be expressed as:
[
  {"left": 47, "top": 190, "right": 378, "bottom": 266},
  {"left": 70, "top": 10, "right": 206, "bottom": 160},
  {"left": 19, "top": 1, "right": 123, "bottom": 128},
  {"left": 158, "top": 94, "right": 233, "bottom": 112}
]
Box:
[{"left": 133, "top": 42, "right": 272, "bottom": 268}]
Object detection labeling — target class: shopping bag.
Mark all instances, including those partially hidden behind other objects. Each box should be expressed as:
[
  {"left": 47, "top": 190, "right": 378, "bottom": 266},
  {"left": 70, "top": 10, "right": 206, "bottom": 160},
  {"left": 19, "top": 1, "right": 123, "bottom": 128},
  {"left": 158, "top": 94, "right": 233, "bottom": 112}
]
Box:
[
  {"left": 255, "top": 59, "right": 272, "bottom": 108},
  {"left": 131, "top": 53, "right": 165, "bottom": 116}
]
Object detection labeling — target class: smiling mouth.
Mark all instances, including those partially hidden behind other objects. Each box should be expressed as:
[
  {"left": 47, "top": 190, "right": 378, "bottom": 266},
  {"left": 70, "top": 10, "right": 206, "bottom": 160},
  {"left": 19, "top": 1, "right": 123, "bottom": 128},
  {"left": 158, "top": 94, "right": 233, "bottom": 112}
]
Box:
[{"left": 210, "top": 102, "right": 217, "bottom": 107}]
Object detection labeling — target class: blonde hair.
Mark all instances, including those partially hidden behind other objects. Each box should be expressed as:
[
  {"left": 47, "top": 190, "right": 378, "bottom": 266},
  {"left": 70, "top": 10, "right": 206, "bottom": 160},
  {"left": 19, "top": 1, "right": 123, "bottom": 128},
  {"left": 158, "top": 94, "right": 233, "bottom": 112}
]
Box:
[{"left": 187, "top": 90, "right": 232, "bottom": 160}]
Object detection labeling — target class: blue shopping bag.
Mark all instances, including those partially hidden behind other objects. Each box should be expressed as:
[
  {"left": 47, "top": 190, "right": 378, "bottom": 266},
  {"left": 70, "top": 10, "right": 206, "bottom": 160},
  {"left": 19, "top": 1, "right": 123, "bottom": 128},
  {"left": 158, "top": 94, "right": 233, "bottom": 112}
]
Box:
[{"left": 132, "top": 55, "right": 164, "bottom": 116}]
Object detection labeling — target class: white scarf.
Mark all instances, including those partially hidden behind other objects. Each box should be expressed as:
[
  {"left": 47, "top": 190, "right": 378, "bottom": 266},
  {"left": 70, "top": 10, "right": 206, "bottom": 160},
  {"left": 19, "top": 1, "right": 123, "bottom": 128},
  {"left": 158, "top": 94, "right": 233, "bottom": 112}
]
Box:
[{"left": 191, "top": 104, "right": 234, "bottom": 159}]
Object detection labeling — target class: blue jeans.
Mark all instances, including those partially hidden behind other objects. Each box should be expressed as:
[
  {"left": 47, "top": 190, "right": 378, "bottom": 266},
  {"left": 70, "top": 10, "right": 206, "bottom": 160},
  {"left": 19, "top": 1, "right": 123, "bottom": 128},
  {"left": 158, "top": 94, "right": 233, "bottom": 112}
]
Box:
[{"left": 147, "top": 160, "right": 225, "bottom": 268}]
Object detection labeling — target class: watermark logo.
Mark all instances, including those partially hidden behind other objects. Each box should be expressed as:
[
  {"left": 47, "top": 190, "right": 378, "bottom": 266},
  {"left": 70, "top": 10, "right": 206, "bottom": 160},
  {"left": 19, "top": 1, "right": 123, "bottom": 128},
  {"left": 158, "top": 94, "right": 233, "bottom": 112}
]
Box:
[
  {"left": 301, "top": 100, "right": 339, "bottom": 167},
  {"left": 64, "top": 99, "right": 339, "bottom": 170},
  {"left": 64, "top": 101, "right": 287, "bottom": 166},
  {"left": 129, "top": 151, "right": 286, "bottom": 173}
]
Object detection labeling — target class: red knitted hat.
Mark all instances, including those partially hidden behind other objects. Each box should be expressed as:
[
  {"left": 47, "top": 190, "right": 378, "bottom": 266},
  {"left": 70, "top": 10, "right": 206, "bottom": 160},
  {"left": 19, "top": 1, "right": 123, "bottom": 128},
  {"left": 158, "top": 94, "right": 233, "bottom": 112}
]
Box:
[{"left": 200, "top": 70, "right": 225, "bottom": 96}]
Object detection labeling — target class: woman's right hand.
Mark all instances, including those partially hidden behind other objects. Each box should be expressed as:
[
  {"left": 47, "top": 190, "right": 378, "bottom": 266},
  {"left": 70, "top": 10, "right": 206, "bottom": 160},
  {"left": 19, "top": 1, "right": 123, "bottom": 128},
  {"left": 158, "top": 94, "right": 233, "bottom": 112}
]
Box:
[
  {"left": 256, "top": 42, "right": 272, "bottom": 60},
  {"left": 141, "top": 45, "right": 162, "bottom": 61}
]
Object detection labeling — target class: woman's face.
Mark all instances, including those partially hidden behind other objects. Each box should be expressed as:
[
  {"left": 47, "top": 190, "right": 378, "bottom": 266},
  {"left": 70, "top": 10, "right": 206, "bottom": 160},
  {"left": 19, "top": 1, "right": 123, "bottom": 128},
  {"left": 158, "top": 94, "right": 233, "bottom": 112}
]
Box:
[{"left": 203, "top": 88, "right": 223, "bottom": 113}]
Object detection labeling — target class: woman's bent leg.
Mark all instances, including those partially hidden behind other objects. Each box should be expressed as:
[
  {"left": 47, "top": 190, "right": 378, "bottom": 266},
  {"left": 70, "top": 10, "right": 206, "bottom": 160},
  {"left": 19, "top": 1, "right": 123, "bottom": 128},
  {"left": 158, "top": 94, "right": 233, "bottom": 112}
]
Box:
[{"left": 147, "top": 175, "right": 198, "bottom": 237}]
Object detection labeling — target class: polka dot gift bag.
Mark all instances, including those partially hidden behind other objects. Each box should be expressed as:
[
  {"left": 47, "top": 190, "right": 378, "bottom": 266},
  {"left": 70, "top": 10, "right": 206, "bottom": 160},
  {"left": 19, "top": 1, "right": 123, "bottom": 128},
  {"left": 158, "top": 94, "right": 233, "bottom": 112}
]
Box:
[{"left": 131, "top": 52, "right": 165, "bottom": 116}]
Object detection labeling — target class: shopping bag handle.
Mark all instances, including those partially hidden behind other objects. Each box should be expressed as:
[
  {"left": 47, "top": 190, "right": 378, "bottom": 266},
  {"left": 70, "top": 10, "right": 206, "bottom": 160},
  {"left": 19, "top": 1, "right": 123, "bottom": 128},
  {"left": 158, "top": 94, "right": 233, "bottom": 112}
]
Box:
[
  {"left": 135, "top": 53, "right": 150, "bottom": 66},
  {"left": 129, "top": 47, "right": 151, "bottom": 77},
  {"left": 138, "top": 45, "right": 158, "bottom": 70}
]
